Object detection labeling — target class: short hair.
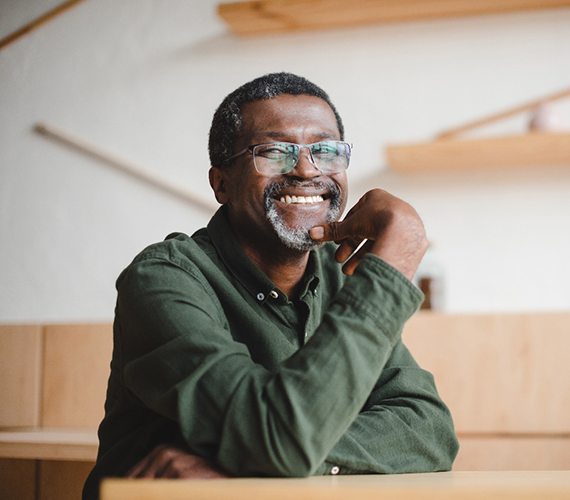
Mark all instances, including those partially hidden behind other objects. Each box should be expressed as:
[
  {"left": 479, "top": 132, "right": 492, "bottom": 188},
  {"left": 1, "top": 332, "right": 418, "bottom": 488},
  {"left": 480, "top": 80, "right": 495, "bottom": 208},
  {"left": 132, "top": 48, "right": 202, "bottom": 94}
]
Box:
[{"left": 208, "top": 72, "right": 344, "bottom": 167}]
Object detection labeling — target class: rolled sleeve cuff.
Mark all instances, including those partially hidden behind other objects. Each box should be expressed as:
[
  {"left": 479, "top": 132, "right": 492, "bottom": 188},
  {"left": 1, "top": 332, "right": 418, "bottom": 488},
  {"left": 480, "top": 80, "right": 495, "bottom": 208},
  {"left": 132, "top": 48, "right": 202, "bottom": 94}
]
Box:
[{"left": 335, "top": 254, "right": 424, "bottom": 344}]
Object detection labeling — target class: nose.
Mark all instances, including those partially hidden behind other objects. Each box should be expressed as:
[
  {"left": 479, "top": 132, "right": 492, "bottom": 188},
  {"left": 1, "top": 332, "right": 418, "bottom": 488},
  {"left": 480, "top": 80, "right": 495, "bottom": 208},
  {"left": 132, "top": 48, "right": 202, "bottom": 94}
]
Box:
[{"left": 289, "top": 147, "right": 321, "bottom": 179}]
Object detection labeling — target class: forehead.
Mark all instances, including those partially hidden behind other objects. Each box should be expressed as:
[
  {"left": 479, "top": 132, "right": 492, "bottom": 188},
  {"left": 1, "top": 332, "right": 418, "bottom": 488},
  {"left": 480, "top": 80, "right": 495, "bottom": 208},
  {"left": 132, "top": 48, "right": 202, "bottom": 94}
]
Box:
[{"left": 238, "top": 94, "right": 340, "bottom": 144}]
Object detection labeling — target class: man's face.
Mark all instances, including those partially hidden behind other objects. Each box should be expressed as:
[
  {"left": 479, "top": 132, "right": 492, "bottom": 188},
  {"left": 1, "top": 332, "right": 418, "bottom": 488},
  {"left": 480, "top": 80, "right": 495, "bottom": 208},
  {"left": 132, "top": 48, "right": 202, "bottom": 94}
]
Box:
[{"left": 215, "top": 93, "right": 348, "bottom": 253}]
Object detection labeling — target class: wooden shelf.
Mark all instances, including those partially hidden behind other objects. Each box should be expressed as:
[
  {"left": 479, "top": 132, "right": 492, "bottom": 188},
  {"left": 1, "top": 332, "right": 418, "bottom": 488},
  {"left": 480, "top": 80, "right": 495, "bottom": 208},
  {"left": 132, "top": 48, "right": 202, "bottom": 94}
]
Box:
[
  {"left": 0, "top": 428, "right": 97, "bottom": 461},
  {"left": 385, "top": 133, "right": 570, "bottom": 172},
  {"left": 218, "top": 0, "right": 570, "bottom": 36}
]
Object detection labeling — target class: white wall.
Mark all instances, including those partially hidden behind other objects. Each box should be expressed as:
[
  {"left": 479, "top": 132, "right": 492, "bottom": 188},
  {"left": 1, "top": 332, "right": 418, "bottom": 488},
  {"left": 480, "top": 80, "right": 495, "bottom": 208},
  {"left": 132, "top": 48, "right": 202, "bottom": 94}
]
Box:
[{"left": 1, "top": 0, "right": 569, "bottom": 322}]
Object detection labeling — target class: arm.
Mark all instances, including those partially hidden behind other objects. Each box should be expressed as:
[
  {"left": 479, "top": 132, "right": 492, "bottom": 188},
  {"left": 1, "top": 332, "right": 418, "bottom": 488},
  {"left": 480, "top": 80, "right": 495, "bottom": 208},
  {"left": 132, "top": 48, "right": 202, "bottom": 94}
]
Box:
[
  {"left": 308, "top": 188, "right": 457, "bottom": 474},
  {"left": 118, "top": 251, "right": 420, "bottom": 477}
]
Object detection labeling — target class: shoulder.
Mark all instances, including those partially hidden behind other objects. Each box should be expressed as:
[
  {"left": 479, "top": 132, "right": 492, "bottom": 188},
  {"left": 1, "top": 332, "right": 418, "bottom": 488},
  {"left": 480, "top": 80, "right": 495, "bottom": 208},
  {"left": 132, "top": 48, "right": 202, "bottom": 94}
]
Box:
[{"left": 117, "top": 230, "right": 216, "bottom": 289}]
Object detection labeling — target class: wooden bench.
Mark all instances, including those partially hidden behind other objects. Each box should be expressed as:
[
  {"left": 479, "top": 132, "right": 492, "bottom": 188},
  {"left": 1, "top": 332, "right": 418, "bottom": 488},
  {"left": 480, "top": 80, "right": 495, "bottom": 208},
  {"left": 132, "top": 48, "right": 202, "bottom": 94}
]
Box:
[{"left": 1, "top": 313, "right": 569, "bottom": 499}]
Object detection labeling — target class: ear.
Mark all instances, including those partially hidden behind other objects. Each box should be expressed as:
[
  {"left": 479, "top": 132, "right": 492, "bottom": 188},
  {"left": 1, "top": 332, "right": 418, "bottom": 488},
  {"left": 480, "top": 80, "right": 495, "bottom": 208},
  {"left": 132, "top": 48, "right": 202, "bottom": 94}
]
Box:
[{"left": 209, "top": 166, "right": 230, "bottom": 204}]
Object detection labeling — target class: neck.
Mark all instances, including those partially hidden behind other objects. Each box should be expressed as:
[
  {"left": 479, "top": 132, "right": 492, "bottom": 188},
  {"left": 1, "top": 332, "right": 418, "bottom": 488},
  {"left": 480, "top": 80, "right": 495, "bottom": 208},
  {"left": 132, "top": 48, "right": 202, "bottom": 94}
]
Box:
[{"left": 234, "top": 232, "right": 310, "bottom": 299}]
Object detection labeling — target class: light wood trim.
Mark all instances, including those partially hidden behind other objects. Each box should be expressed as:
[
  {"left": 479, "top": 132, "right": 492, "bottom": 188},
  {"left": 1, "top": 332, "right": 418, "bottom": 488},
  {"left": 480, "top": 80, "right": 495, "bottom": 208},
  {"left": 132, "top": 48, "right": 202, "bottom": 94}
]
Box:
[
  {"left": 455, "top": 435, "right": 570, "bottom": 471},
  {"left": 34, "top": 123, "right": 217, "bottom": 215},
  {"left": 101, "top": 471, "right": 570, "bottom": 500},
  {"left": 385, "top": 133, "right": 570, "bottom": 171},
  {"left": 218, "top": 0, "right": 570, "bottom": 36},
  {"left": 437, "top": 88, "right": 570, "bottom": 139},
  {"left": 0, "top": 429, "right": 97, "bottom": 461},
  {"left": 0, "top": 325, "right": 42, "bottom": 427},
  {"left": 0, "top": 0, "right": 85, "bottom": 51},
  {"left": 41, "top": 324, "right": 112, "bottom": 428},
  {"left": 403, "top": 312, "right": 570, "bottom": 433}
]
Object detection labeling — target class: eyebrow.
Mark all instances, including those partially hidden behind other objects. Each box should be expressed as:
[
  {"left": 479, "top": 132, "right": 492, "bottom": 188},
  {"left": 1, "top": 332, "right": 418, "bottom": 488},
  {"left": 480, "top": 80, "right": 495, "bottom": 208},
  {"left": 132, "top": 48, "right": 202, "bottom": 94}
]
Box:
[{"left": 260, "top": 131, "right": 339, "bottom": 141}]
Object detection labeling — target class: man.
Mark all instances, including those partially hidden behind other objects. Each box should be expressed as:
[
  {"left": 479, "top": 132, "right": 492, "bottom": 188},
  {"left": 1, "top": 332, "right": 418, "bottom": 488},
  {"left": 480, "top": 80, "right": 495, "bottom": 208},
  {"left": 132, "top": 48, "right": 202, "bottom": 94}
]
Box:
[{"left": 83, "top": 72, "right": 458, "bottom": 499}]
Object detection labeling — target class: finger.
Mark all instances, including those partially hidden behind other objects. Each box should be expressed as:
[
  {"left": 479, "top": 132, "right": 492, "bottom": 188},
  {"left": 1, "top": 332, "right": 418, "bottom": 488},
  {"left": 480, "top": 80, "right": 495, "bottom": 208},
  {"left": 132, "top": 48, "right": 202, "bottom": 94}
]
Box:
[
  {"left": 309, "top": 222, "right": 335, "bottom": 242},
  {"left": 342, "top": 240, "right": 373, "bottom": 276},
  {"left": 134, "top": 446, "right": 174, "bottom": 478},
  {"left": 126, "top": 449, "right": 157, "bottom": 477},
  {"left": 310, "top": 197, "right": 366, "bottom": 242},
  {"left": 335, "top": 237, "right": 364, "bottom": 263}
]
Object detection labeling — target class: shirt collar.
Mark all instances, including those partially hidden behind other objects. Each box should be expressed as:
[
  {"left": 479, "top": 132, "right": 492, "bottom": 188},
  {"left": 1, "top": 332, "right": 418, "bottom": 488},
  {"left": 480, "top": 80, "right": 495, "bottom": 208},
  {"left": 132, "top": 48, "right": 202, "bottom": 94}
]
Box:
[{"left": 206, "top": 206, "right": 320, "bottom": 304}]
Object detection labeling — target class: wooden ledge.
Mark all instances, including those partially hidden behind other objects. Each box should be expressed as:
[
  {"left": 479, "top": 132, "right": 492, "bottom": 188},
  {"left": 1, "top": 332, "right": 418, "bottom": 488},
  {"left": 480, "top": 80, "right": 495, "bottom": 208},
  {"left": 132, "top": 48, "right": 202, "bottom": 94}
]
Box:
[
  {"left": 0, "top": 427, "right": 97, "bottom": 461},
  {"left": 386, "top": 132, "right": 570, "bottom": 172}
]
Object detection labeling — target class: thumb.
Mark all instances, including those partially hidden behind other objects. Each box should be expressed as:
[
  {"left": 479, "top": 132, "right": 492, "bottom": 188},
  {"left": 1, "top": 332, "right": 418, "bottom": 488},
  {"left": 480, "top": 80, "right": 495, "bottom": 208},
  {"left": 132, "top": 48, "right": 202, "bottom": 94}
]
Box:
[{"left": 309, "top": 221, "right": 344, "bottom": 242}]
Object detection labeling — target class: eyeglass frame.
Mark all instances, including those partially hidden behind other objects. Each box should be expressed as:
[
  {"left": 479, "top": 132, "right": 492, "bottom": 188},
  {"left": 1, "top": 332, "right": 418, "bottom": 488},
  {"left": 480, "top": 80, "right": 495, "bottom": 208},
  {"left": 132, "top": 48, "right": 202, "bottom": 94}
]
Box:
[{"left": 224, "top": 140, "right": 353, "bottom": 176}]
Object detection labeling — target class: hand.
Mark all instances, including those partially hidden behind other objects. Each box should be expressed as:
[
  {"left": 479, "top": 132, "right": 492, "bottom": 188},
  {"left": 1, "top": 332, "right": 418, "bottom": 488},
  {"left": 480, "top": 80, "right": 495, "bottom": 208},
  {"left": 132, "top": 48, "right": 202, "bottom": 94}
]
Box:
[
  {"left": 126, "top": 444, "right": 228, "bottom": 479},
  {"left": 309, "top": 188, "right": 428, "bottom": 280}
]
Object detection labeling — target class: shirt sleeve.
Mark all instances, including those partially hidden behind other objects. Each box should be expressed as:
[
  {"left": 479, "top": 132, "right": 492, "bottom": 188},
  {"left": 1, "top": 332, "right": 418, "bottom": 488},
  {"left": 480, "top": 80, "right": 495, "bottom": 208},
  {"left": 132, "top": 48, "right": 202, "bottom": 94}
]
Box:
[
  {"left": 316, "top": 340, "right": 459, "bottom": 475},
  {"left": 116, "top": 252, "right": 429, "bottom": 477}
]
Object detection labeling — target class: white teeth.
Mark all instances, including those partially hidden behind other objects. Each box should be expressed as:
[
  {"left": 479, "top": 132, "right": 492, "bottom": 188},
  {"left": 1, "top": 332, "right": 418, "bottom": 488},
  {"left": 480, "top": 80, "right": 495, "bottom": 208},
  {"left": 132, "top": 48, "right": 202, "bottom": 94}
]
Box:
[{"left": 278, "top": 195, "right": 325, "bottom": 204}]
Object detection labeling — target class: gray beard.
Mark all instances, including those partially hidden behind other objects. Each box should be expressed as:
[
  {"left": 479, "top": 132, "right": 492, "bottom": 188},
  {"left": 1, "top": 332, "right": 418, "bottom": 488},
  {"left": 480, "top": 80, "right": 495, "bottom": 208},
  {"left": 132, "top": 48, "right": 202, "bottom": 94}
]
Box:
[{"left": 264, "top": 180, "right": 342, "bottom": 252}]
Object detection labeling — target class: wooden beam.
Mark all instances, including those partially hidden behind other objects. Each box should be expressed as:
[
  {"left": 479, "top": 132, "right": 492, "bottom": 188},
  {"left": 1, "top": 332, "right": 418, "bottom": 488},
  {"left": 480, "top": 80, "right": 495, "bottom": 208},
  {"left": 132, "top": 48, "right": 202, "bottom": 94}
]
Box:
[
  {"left": 218, "top": 0, "right": 570, "bottom": 36},
  {"left": 385, "top": 133, "right": 570, "bottom": 172},
  {"left": 0, "top": 0, "right": 85, "bottom": 51},
  {"left": 34, "top": 123, "right": 218, "bottom": 214},
  {"left": 437, "top": 88, "right": 570, "bottom": 140}
]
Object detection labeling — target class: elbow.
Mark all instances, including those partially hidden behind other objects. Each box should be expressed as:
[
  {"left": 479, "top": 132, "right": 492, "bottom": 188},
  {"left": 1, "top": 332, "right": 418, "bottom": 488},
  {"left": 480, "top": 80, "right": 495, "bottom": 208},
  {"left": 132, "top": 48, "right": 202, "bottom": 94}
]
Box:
[
  {"left": 441, "top": 430, "right": 460, "bottom": 471},
  {"left": 431, "top": 415, "right": 460, "bottom": 471}
]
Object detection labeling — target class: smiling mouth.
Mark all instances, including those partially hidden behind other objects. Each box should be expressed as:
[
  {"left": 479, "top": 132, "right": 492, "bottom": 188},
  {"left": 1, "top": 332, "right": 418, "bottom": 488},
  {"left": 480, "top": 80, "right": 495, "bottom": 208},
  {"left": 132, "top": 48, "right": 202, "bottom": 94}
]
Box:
[{"left": 278, "top": 194, "right": 325, "bottom": 204}]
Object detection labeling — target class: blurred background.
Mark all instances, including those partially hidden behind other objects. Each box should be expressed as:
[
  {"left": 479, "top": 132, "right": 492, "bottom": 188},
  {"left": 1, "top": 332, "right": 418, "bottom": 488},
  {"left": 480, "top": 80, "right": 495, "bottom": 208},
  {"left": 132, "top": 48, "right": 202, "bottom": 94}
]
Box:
[{"left": 1, "top": 0, "right": 569, "bottom": 321}]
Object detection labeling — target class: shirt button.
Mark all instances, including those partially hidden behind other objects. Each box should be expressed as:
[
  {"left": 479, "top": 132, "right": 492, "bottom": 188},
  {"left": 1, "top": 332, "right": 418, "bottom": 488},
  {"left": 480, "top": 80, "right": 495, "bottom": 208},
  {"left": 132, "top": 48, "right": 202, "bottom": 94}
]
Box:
[
  {"left": 269, "top": 290, "right": 279, "bottom": 299},
  {"left": 330, "top": 465, "right": 340, "bottom": 475},
  {"left": 256, "top": 292, "right": 265, "bottom": 301}
]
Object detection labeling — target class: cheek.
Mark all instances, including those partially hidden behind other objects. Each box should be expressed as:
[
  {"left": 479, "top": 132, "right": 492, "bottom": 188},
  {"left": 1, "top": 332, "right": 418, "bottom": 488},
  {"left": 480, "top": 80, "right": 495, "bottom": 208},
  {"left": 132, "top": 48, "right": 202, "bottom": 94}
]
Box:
[
  {"left": 230, "top": 175, "right": 270, "bottom": 212},
  {"left": 332, "top": 173, "right": 348, "bottom": 204}
]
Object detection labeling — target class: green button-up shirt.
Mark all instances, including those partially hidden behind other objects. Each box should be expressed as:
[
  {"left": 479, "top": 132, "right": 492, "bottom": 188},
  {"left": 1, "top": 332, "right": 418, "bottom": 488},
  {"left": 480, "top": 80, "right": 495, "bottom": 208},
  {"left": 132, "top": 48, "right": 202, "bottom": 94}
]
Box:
[{"left": 83, "top": 207, "right": 458, "bottom": 499}]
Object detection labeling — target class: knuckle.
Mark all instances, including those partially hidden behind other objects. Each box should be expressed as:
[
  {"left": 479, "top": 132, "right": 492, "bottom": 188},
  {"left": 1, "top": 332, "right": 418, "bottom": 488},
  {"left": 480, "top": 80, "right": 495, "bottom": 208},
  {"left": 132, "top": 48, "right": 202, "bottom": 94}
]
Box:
[{"left": 329, "top": 222, "right": 339, "bottom": 241}]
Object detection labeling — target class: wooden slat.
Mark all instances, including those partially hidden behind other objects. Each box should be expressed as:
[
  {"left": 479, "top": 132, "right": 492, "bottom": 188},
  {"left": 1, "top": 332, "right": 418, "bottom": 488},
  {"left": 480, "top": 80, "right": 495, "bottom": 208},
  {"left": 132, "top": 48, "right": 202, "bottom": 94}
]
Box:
[
  {"left": 455, "top": 435, "right": 570, "bottom": 471},
  {"left": 0, "top": 429, "right": 97, "bottom": 461},
  {"left": 41, "top": 324, "right": 112, "bottom": 428},
  {"left": 385, "top": 133, "right": 570, "bottom": 172},
  {"left": 403, "top": 312, "right": 570, "bottom": 433},
  {"left": 39, "top": 460, "right": 94, "bottom": 500},
  {"left": 0, "top": 325, "right": 42, "bottom": 427},
  {"left": 218, "top": 0, "right": 570, "bottom": 36}
]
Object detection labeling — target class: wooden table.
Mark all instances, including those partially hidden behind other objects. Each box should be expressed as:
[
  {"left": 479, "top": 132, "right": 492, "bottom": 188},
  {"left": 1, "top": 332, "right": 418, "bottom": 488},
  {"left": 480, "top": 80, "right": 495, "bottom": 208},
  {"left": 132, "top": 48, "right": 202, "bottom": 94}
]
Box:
[{"left": 101, "top": 470, "right": 570, "bottom": 499}]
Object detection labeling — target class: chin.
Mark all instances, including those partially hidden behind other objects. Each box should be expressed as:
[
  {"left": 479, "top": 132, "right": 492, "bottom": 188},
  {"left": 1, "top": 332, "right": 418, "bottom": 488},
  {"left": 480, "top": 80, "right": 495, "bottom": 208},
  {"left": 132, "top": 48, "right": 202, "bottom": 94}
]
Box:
[{"left": 266, "top": 205, "right": 326, "bottom": 252}]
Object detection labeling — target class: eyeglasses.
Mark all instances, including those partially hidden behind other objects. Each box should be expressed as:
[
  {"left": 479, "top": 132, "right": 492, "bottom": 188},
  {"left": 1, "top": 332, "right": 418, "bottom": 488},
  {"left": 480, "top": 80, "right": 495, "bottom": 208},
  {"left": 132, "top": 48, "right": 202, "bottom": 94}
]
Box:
[{"left": 226, "top": 141, "right": 352, "bottom": 176}]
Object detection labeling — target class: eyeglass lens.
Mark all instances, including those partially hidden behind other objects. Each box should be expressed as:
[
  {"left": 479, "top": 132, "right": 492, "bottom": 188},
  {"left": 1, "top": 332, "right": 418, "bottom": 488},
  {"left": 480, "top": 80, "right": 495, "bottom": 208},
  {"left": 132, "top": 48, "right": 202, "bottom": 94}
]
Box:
[{"left": 253, "top": 142, "right": 351, "bottom": 175}]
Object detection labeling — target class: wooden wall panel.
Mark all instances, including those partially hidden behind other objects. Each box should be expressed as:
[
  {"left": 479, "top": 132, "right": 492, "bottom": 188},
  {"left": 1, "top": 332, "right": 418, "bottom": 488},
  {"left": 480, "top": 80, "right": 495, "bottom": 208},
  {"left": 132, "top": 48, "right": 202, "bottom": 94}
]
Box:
[
  {"left": 0, "top": 458, "right": 37, "bottom": 500},
  {"left": 403, "top": 312, "right": 570, "bottom": 433},
  {"left": 41, "top": 324, "right": 113, "bottom": 428},
  {"left": 0, "top": 325, "right": 42, "bottom": 427},
  {"left": 455, "top": 436, "right": 570, "bottom": 471},
  {"left": 38, "top": 460, "right": 94, "bottom": 500}
]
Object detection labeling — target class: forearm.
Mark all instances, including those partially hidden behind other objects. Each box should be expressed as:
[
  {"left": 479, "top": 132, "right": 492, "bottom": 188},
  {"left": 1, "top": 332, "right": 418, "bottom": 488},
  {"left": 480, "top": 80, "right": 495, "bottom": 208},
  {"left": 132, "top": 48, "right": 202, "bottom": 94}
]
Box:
[{"left": 317, "top": 342, "right": 459, "bottom": 475}]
